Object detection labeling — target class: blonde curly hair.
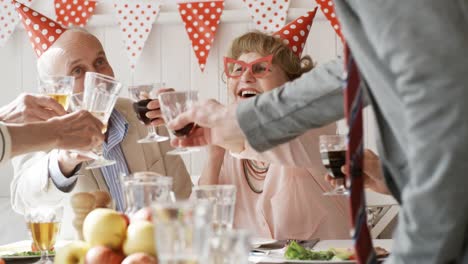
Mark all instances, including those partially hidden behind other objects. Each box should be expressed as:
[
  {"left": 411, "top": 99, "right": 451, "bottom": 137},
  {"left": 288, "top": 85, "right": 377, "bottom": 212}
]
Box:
[{"left": 226, "top": 31, "right": 314, "bottom": 81}]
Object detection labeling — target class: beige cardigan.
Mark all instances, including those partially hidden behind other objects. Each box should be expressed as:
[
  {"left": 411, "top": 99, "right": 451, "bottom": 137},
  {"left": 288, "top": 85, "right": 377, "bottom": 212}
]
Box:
[{"left": 10, "top": 97, "right": 192, "bottom": 240}]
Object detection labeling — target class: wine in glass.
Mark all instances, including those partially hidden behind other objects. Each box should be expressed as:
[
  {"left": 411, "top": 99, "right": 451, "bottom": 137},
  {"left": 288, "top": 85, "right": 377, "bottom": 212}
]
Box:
[
  {"left": 320, "top": 134, "right": 349, "bottom": 196},
  {"left": 84, "top": 89, "right": 119, "bottom": 169},
  {"left": 128, "top": 83, "right": 169, "bottom": 143},
  {"left": 81, "top": 72, "right": 122, "bottom": 169},
  {"left": 158, "top": 91, "right": 200, "bottom": 155},
  {"left": 25, "top": 205, "right": 64, "bottom": 264},
  {"left": 38, "top": 76, "right": 74, "bottom": 109}
]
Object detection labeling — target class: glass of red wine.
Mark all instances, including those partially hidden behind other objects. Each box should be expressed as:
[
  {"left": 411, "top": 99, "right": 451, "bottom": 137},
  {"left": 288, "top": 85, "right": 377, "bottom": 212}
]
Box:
[
  {"left": 320, "top": 134, "right": 349, "bottom": 196},
  {"left": 158, "top": 90, "right": 200, "bottom": 155},
  {"left": 128, "top": 83, "right": 169, "bottom": 143}
]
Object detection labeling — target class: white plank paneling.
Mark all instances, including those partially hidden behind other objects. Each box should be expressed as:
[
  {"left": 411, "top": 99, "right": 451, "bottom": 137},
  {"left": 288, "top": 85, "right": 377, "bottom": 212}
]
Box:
[{"left": 0, "top": 0, "right": 384, "bottom": 244}]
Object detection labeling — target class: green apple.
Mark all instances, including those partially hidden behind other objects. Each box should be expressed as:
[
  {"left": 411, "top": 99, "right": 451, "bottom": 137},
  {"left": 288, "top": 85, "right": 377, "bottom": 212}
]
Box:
[
  {"left": 83, "top": 208, "right": 128, "bottom": 250},
  {"left": 122, "top": 220, "right": 156, "bottom": 256},
  {"left": 54, "top": 241, "right": 90, "bottom": 264}
]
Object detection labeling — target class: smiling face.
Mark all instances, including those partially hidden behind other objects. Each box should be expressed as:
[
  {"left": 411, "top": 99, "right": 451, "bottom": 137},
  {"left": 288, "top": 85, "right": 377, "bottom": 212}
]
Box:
[
  {"left": 37, "top": 29, "right": 114, "bottom": 94},
  {"left": 227, "top": 52, "right": 289, "bottom": 102}
]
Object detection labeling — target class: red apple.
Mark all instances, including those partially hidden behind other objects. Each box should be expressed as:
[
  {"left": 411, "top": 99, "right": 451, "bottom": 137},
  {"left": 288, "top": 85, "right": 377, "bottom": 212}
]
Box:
[
  {"left": 85, "top": 246, "right": 125, "bottom": 264},
  {"left": 122, "top": 253, "right": 158, "bottom": 264},
  {"left": 130, "top": 207, "right": 153, "bottom": 223}
]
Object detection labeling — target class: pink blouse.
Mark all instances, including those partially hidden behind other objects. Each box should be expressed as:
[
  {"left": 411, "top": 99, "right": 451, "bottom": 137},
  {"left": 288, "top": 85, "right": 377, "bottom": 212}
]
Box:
[{"left": 218, "top": 124, "right": 350, "bottom": 240}]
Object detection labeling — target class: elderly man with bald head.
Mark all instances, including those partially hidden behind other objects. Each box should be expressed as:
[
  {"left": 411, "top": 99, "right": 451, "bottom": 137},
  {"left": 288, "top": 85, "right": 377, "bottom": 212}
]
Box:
[{"left": 11, "top": 23, "right": 192, "bottom": 239}]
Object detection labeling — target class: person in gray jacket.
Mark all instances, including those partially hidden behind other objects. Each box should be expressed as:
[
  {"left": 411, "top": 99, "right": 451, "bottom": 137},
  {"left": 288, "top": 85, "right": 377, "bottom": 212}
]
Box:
[{"left": 168, "top": 1, "right": 468, "bottom": 263}]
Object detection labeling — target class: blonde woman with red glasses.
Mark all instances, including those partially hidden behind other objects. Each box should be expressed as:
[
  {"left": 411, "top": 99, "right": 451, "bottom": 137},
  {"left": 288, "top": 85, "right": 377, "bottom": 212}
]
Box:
[{"left": 199, "top": 10, "right": 349, "bottom": 241}]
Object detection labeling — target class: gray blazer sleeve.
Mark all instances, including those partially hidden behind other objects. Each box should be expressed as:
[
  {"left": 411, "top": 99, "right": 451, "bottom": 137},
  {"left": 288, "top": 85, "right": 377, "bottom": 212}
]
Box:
[
  {"left": 353, "top": 1, "right": 468, "bottom": 263},
  {"left": 236, "top": 59, "right": 346, "bottom": 152}
]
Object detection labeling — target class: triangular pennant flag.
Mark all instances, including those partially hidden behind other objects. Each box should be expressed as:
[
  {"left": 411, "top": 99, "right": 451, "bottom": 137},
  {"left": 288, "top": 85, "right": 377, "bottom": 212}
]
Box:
[
  {"left": 315, "top": 0, "right": 343, "bottom": 41},
  {"left": 274, "top": 7, "right": 317, "bottom": 57},
  {"left": 112, "top": 0, "right": 161, "bottom": 70},
  {"left": 177, "top": 0, "right": 224, "bottom": 72},
  {"left": 13, "top": 0, "right": 67, "bottom": 57},
  {"left": 54, "top": 0, "right": 97, "bottom": 27},
  {"left": 242, "top": 0, "right": 290, "bottom": 33},
  {"left": 0, "top": 0, "right": 34, "bottom": 47}
]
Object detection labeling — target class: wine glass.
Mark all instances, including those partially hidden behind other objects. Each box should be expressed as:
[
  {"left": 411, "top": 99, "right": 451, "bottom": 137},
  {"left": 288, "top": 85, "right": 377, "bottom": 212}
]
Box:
[
  {"left": 158, "top": 91, "right": 200, "bottom": 155},
  {"left": 66, "top": 93, "right": 100, "bottom": 160},
  {"left": 38, "top": 75, "right": 74, "bottom": 109},
  {"left": 83, "top": 89, "right": 119, "bottom": 169},
  {"left": 83, "top": 72, "right": 122, "bottom": 104},
  {"left": 128, "top": 83, "right": 169, "bottom": 143},
  {"left": 319, "top": 134, "right": 350, "bottom": 196},
  {"left": 81, "top": 72, "right": 122, "bottom": 169},
  {"left": 25, "top": 204, "right": 64, "bottom": 264}
]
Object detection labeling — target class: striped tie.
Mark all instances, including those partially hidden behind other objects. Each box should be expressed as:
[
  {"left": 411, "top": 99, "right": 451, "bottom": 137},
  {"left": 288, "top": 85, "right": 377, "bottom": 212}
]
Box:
[{"left": 343, "top": 44, "right": 377, "bottom": 264}]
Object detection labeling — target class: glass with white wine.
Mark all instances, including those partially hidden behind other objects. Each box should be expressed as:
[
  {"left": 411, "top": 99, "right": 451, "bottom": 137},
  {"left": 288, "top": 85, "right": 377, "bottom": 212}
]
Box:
[
  {"left": 25, "top": 205, "right": 64, "bottom": 264},
  {"left": 38, "top": 76, "right": 74, "bottom": 109},
  {"left": 81, "top": 72, "right": 122, "bottom": 169},
  {"left": 83, "top": 89, "right": 119, "bottom": 169}
]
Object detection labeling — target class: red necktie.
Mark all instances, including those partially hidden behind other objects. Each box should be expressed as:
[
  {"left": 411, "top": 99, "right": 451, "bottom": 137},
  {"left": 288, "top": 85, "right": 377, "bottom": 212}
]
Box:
[{"left": 344, "top": 44, "right": 377, "bottom": 263}]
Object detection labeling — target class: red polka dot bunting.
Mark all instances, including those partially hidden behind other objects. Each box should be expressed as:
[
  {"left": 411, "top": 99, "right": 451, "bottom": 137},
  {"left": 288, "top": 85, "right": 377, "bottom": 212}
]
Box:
[
  {"left": 13, "top": 0, "right": 66, "bottom": 57},
  {"left": 273, "top": 7, "right": 317, "bottom": 57},
  {"left": 112, "top": 0, "right": 161, "bottom": 70},
  {"left": 242, "top": 0, "right": 290, "bottom": 33},
  {"left": 54, "top": 0, "right": 97, "bottom": 27},
  {"left": 315, "top": 0, "right": 343, "bottom": 41},
  {"left": 177, "top": 0, "right": 224, "bottom": 72},
  {"left": 0, "top": 0, "right": 34, "bottom": 47}
]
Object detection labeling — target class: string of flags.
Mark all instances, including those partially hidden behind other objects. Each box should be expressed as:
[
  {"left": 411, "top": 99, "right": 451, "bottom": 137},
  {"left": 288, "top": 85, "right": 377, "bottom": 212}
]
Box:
[{"left": 2, "top": 0, "right": 344, "bottom": 71}]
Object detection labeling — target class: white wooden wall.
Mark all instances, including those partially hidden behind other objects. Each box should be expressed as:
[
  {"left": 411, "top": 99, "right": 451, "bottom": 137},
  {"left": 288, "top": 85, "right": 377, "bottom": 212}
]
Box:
[{"left": 0, "top": 0, "right": 382, "bottom": 243}]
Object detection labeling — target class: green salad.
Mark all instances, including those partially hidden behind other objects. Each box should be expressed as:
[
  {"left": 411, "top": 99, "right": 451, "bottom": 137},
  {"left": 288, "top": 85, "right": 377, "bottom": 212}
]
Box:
[
  {"left": 284, "top": 241, "right": 335, "bottom": 261},
  {"left": 2, "top": 250, "right": 55, "bottom": 257}
]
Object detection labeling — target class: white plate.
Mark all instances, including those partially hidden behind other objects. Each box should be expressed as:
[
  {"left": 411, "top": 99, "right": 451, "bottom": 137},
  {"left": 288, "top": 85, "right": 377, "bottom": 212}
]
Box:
[
  {"left": 251, "top": 237, "right": 278, "bottom": 249},
  {"left": 0, "top": 240, "right": 70, "bottom": 260},
  {"left": 249, "top": 239, "right": 392, "bottom": 264}
]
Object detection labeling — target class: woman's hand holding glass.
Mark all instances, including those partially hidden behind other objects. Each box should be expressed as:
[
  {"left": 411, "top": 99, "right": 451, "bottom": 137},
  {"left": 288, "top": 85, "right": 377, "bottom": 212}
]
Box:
[
  {"left": 158, "top": 90, "right": 201, "bottom": 155},
  {"left": 128, "top": 83, "right": 172, "bottom": 143}
]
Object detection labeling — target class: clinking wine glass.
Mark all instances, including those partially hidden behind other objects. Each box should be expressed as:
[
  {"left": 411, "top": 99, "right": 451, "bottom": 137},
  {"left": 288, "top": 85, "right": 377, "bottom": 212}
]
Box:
[
  {"left": 81, "top": 72, "right": 122, "bottom": 169},
  {"left": 128, "top": 83, "right": 169, "bottom": 143},
  {"left": 320, "top": 134, "right": 350, "bottom": 196},
  {"left": 38, "top": 75, "right": 74, "bottom": 109},
  {"left": 83, "top": 89, "right": 119, "bottom": 169},
  {"left": 158, "top": 91, "right": 200, "bottom": 155},
  {"left": 25, "top": 204, "right": 64, "bottom": 264}
]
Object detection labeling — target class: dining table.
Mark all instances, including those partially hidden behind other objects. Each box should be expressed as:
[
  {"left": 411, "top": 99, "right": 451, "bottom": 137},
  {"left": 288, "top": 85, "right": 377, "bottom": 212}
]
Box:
[{"left": 0, "top": 239, "right": 393, "bottom": 264}]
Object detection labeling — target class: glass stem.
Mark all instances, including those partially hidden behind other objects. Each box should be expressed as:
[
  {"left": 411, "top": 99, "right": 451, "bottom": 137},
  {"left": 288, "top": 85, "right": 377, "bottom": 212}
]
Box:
[
  {"left": 336, "top": 178, "right": 346, "bottom": 189},
  {"left": 148, "top": 125, "right": 157, "bottom": 136},
  {"left": 40, "top": 249, "right": 48, "bottom": 261}
]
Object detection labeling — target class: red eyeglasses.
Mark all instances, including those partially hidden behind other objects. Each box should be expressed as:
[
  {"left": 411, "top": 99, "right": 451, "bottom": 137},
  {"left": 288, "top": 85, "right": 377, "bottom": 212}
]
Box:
[{"left": 223, "top": 55, "right": 273, "bottom": 78}]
